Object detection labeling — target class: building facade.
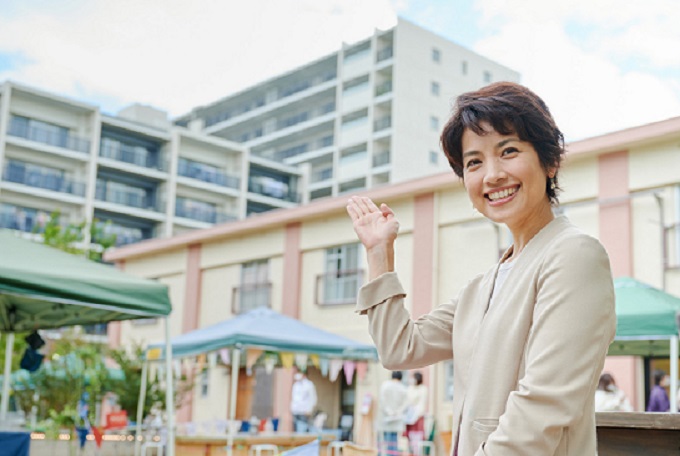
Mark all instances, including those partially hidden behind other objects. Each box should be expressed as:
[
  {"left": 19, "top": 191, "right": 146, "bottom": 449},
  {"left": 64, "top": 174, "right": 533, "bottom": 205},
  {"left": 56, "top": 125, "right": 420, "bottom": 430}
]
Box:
[{"left": 105, "top": 116, "right": 680, "bottom": 436}]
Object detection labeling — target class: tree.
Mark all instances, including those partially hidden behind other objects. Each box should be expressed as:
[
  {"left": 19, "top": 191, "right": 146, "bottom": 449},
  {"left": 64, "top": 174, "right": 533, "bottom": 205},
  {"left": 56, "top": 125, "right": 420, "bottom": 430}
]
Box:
[{"left": 36, "top": 210, "right": 117, "bottom": 262}]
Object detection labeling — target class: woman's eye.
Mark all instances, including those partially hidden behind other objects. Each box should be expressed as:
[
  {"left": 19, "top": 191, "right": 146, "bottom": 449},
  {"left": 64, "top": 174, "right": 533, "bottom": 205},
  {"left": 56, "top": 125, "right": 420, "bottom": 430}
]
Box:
[
  {"left": 502, "top": 147, "right": 519, "bottom": 156},
  {"left": 465, "top": 159, "right": 481, "bottom": 169}
]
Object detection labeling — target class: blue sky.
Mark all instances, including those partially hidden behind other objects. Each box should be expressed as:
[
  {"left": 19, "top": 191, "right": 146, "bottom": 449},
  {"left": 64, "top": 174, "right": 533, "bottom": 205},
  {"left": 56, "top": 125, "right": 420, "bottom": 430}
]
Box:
[{"left": 0, "top": 0, "right": 678, "bottom": 141}]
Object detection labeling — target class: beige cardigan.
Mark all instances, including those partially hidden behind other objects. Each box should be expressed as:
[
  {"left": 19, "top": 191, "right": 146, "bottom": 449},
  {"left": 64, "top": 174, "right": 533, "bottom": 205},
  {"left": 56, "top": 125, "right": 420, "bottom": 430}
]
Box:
[{"left": 356, "top": 217, "right": 616, "bottom": 456}]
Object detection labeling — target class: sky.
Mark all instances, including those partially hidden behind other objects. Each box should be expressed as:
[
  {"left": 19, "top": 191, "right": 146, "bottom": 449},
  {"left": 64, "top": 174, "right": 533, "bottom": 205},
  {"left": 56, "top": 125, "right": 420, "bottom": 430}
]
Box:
[{"left": 0, "top": 0, "right": 678, "bottom": 141}]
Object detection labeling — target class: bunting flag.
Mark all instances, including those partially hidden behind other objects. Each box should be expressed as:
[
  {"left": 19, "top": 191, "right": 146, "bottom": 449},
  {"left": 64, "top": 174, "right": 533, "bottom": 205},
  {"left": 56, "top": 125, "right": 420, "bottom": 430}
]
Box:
[
  {"left": 208, "top": 352, "right": 217, "bottom": 369},
  {"left": 329, "top": 359, "right": 343, "bottom": 382},
  {"left": 146, "top": 347, "right": 162, "bottom": 360},
  {"left": 319, "top": 358, "right": 329, "bottom": 377},
  {"left": 309, "top": 354, "right": 320, "bottom": 368},
  {"left": 343, "top": 361, "right": 356, "bottom": 385},
  {"left": 246, "top": 349, "right": 263, "bottom": 375},
  {"left": 280, "top": 352, "right": 294, "bottom": 368},
  {"left": 294, "top": 354, "right": 308, "bottom": 372},
  {"left": 356, "top": 362, "right": 368, "bottom": 381},
  {"left": 219, "top": 348, "right": 231, "bottom": 366},
  {"left": 197, "top": 354, "right": 206, "bottom": 372},
  {"left": 263, "top": 353, "right": 278, "bottom": 374}
]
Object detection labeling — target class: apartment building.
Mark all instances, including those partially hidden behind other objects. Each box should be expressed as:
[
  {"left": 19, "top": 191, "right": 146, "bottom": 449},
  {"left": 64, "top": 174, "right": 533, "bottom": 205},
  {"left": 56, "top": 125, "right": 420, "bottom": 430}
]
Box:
[
  {"left": 0, "top": 81, "right": 302, "bottom": 247},
  {"left": 104, "top": 116, "right": 680, "bottom": 435},
  {"left": 176, "top": 18, "right": 519, "bottom": 201}
]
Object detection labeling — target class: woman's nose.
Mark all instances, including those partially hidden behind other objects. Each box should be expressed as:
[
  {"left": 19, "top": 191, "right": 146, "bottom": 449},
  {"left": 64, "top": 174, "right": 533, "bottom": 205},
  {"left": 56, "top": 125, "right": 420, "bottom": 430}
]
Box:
[{"left": 483, "top": 160, "right": 507, "bottom": 184}]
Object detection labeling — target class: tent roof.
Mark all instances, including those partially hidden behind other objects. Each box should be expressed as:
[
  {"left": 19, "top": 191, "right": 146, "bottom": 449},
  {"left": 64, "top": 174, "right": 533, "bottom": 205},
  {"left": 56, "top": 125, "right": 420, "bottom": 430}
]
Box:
[
  {"left": 147, "top": 307, "right": 378, "bottom": 361},
  {"left": 0, "top": 230, "right": 171, "bottom": 331},
  {"left": 608, "top": 277, "right": 680, "bottom": 356}
]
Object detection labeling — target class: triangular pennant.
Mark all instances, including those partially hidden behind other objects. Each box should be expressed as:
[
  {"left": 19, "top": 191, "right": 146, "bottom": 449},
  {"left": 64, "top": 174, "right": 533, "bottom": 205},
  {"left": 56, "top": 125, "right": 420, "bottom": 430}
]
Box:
[
  {"left": 280, "top": 352, "right": 294, "bottom": 368},
  {"left": 329, "top": 359, "right": 343, "bottom": 382},
  {"left": 219, "top": 348, "right": 231, "bottom": 365},
  {"left": 294, "top": 353, "right": 308, "bottom": 372},
  {"left": 310, "top": 354, "right": 320, "bottom": 368},
  {"left": 263, "top": 354, "right": 278, "bottom": 374},
  {"left": 319, "top": 358, "right": 330, "bottom": 377},
  {"left": 246, "top": 349, "right": 263, "bottom": 375},
  {"left": 356, "top": 362, "right": 368, "bottom": 382},
  {"left": 343, "top": 361, "right": 356, "bottom": 385}
]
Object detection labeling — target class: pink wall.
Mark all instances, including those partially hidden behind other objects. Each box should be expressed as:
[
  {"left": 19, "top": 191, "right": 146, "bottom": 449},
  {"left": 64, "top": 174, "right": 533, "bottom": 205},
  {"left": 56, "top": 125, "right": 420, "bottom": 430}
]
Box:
[
  {"left": 273, "top": 223, "right": 302, "bottom": 431},
  {"left": 411, "top": 193, "right": 436, "bottom": 401},
  {"left": 177, "top": 244, "right": 202, "bottom": 423},
  {"left": 598, "top": 150, "right": 639, "bottom": 409}
]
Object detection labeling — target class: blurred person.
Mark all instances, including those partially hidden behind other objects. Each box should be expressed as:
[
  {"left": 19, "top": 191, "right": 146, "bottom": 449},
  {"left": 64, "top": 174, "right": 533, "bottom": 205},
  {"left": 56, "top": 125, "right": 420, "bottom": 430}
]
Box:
[
  {"left": 347, "top": 81, "right": 616, "bottom": 455},
  {"left": 379, "top": 371, "right": 408, "bottom": 456},
  {"left": 595, "top": 373, "right": 632, "bottom": 412},
  {"left": 647, "top": 369, "right": 670, "bottom": 412},
  {"left": 290, "top": 370, "right": 317, "bottom": 432},
  {"left": 404, "top": 371, "right": 428, "bottom": 442}
]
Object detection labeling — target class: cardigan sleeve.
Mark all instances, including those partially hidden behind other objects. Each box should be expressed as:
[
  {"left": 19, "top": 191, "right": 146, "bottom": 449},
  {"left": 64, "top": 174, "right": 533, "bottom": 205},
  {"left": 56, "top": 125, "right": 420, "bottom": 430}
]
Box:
[
  {"left": 476, "top": 234, "right": 616, "bottom": 455},
  {"left": 356, "top": 272, "right": 455, "bottom": 370}
]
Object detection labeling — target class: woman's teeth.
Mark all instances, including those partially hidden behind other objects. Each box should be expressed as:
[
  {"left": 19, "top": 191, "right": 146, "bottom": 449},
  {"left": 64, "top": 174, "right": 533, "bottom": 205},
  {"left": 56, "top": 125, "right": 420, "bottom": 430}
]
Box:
[{"left": 488, "top": 187, "right": 517, "bottom": 201}]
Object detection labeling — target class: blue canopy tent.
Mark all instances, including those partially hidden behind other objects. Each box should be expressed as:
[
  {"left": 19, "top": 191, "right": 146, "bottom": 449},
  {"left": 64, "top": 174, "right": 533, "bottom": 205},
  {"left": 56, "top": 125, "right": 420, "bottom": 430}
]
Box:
[{"left": 144, "top": 307, "right": 378, "bottom": 456}]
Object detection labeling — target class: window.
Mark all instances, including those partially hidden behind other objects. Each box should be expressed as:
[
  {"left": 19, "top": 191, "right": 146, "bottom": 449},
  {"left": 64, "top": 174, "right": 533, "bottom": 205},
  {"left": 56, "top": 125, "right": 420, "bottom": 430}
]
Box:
[
  {"left": 431, "top": 81, "right": 440, "bottom": 96},
  {"left": 235, "top": 260, "right": 270, "bottom": 313},
  {"left": 318, "top": 244, "right": 361, "bottom": 304},
  {"left": 430, "top": 116, "right": 439, "bottom": 131},
  {"left": 484, "top": 71, "right": 492, "bottom": 83},
  {"left": 200, "top": 369, "right": 209, "bottom": 398},
  {"left": 430, "top": 150, "right": 439, "bottom": 165},
  {"left": 461, "top": 61, "right": 468, "bottom": 75},
  {"left": 432, "top": 48, "right": 441, "bottom": 63}
]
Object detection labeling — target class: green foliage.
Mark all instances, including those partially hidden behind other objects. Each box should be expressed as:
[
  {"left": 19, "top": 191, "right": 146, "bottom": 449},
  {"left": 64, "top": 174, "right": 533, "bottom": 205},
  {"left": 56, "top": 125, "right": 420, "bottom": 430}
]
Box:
[{"left": 35, "top": 210, "right": 117, "bottom": 262}]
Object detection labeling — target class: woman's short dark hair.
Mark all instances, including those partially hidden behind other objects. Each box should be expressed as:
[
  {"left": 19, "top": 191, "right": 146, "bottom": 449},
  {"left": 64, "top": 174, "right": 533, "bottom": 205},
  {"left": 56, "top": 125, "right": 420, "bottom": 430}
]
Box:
[
  {"left": 653, "top": 369, "right": 666, "bottom": 386},
  {"left": 413, "top": 371, "right": 423, "bottom": 385},
  {"left": 598, "top": 373, "right": 615, "bottom": 391},
  {"left": 440, "top": 81, "right": 565, "bottom": 205},
  {"left": 392, "top": 371, "right": 403, "bottom": 380}
]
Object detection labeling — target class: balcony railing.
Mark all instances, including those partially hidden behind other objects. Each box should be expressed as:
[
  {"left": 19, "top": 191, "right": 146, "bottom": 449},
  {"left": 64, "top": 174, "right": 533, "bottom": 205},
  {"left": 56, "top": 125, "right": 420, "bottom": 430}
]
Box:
[
  {"left": 375, "top": 80, "right": 393, "bottom": 97},
  {"left": 373, "top": 116, "right": 392, "bottom": 132},
  {"left": 175, "top": 203, "right": 237, "bottom": 224},
  {"left": 311, "top": 167, "right": 333, "bottom": 183},
  {"left": 372, "top": 151, "right": 391, "bottom": 167},
  {"left": 376, "top": 46, "right": 393, "bottom": 62},
  {"left": 232, "top": 282, "right": 272, "bottom": 314},
  {"left": 177, "top": 160, "right": 240, "bottom": 189},
  {"left": 95, "top": 184, "right": 161, "bottom": 212},
  {"left": 248, "top": 177, "right": 300, "bottom": 203},
  {"left": 315, "top": 269, "right": 364, "bottom": 305},
  {"left": 0, "top": 207, "right": 64, "bottom": 234},
  {"left": 99, "top": 144, "right": 166, "bottom": 171},
  {"left": 8, "top": 118, "right": 90, "bottom": 153},
  {"left": 3, "top": 164, "right": 86, "bottom": 196}
]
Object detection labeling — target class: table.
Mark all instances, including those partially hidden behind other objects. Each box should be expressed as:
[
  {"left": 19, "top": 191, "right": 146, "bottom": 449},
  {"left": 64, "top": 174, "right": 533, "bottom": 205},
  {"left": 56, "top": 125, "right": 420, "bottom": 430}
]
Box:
[
  {"left": 0, "top": 430, "right": 30, "bottom": 456},
  {"left": 596, "top": 412, "right": 680, "bottom": 456},
  {"left": 176, "top": 432, "right": 339, "bottom": 456}
]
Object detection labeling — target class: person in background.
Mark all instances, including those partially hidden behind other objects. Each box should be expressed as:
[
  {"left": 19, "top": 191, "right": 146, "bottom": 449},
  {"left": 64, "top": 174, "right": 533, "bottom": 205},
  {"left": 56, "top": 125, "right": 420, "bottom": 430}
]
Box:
[
  {"left": 290, "top": 370, "right": 317, "bottom": 432},
  {"left": 595, "top": 373, "right": 632, "bottom": 412},
  {"left": 404, "top": 371, "right": 428, "bottom": 442},
  {"left": 379, "top": 371, "right": 409, "bottom": 456},
  {"left": 647, "top": 369, "right": 670, "bottom": 412}
]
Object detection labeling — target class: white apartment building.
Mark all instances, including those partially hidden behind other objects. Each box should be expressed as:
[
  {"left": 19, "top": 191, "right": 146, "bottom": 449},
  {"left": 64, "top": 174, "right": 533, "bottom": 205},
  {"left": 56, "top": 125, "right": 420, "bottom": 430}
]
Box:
[
  {"left": 0, "top": 18, "right": 518, "bottom": 250},
  {"left": 177, "top": 18, "right": 519, "bottom": 201}
]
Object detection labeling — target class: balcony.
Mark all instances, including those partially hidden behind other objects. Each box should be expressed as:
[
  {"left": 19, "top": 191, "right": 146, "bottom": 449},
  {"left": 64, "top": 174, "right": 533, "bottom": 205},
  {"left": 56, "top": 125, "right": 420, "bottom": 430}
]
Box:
[
  {"left": 373, "top": 116, "right": 392, "bottom": 132},
  {"left": 311, "top": 167, "right": 333, "bottom": 183},
  {"left": 315, "top": 269, "right": 364, "bottom": 305},
  {"left": 8, "top": 117, "right": 90, "bottom": 153},
  {"left": 177, "top": 159, "right": 240, "bottom": 189},
  {"left": 175, "top": 201, "right": 237, "bottom": 224},
  {"left": 3, "top": 162, "right": 86, "bottom": 196},
  {"left": 375, "top": 81, "right": 393, "bottom": 97},
  {"left": 94, "top": 221, "right": 148, "bottom": 247},
  {"left": 248, "top": 176, "right": 300, "bottom": 203},
  {"left": 373, "top": 151, "right": 390, "bottom": 167},
  {"left": 232, "top": 282, "right": 272, "bottom": 314},
  {"left": 376, "top": 46, "right": 393, "bottom": 62},
  {"left": 95, "top": 183, "right": 161, "bottom": 212},
  {"left": 0, "top": 204, "right": 63, "bottom": 234},
  {"left": 99, "top": 143, "right": 166, "bottom": 171}
]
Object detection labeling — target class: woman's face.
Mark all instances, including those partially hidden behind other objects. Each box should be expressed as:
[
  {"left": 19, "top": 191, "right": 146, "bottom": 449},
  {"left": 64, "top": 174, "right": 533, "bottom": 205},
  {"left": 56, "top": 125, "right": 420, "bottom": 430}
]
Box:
[{"left": 462, "top": 123, "right": 554, "bottom": 234}]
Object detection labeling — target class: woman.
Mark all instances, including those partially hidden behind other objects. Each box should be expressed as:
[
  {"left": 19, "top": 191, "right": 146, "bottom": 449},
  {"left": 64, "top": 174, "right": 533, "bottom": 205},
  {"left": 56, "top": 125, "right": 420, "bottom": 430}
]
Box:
[
  {"left": 595, "top": 373, "right": 633, "bottom": 412},
  {"left": 346, "top": 82, "right": 616, "bottom": 455},
  {"left": 404, "top": 371, "right": 428, "bottom": 442},
  {"left": 647, "top": 369, "right": 670, "bottom": 412}
]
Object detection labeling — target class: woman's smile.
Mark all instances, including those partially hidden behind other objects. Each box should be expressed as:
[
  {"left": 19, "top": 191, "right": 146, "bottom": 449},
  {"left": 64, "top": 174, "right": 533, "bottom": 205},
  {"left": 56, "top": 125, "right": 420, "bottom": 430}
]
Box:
[{"left": 486, "top": 185, "right": 520, "bottom": 205}]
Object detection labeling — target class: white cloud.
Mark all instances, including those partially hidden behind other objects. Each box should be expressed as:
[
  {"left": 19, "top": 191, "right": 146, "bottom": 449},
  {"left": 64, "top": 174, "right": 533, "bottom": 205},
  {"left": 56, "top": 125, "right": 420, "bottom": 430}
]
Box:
[
  {"left": 0, "top": 0, "right": 397, "bottom": 116},
  {"left": 473, "top": 0, "right": 680, "bottom": 139}
]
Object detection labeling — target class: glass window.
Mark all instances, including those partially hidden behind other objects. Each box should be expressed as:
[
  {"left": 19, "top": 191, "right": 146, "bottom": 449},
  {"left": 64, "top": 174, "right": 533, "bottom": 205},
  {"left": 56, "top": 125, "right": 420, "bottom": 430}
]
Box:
[
  {"left": 238, "top": 259, "right": 270, "bottom": 313},
  {"left": 430, "top": 116, "right": 439, "bottom": 131},
  {"left": 430, "top": 151, "right": 439, "bottom": 165},
  {"left": 432, "top": 48, "right": 441, "bottom": 63},
  {"left": 484, "top": 71, "right": 492, "bottom": 83},
  {"left": 431, "top": 81, "right": 440, "bottom": 96},
  {"left": 323, "top": 244, "right": 360, "bottom": 304}
]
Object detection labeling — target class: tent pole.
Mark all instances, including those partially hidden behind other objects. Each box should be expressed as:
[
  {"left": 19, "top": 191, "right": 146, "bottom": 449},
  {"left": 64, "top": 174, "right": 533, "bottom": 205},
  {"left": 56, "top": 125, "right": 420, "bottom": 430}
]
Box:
[
  {"left": 134, "top": 360, "right": 149, "bottom": 456},
  {"left": 0, "top": 332, "right": 14, "bottom": 424},
  {"left": 227, "top": 347, "right": 241, "bottom": 456},
  {"left": 164, "top": 317, "right": 175, "bottom": 456},
  {"left": 671, "top": 335, "right": 678, "bottom": 413}
]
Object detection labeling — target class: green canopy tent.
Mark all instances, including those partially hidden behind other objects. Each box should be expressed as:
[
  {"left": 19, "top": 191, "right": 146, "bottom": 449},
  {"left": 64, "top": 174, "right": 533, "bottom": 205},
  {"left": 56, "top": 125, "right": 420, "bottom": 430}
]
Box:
[
  {"left": 607, "top": 277, "right": 680, "bottom": 412},
  {"left": 0, "top": 230, "right": 175, "bottom": 454}
]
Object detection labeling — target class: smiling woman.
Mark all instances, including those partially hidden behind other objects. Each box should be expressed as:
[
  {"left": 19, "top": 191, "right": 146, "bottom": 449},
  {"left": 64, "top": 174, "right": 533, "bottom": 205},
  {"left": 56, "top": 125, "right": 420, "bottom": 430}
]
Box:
[{"left": 346, "top": 82, "right": 617, "bottom": 456}]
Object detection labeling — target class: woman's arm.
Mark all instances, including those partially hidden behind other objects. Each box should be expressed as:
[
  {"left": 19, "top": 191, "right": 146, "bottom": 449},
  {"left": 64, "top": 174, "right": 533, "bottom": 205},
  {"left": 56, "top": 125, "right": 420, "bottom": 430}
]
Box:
[{"left": 477, "top": 235, "right": 616, "bottom": 455}]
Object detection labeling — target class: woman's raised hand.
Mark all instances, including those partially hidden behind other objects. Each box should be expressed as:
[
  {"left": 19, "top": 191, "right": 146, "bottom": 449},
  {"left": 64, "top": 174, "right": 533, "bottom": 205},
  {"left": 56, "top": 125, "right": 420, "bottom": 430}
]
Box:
[{"left": 346, "top": 196, "right": 399, "bottom": 251}]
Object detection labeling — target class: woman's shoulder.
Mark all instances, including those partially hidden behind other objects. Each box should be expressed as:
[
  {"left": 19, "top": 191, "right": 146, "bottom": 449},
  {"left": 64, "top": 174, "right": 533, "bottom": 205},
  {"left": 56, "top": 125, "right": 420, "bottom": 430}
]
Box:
[{"left": 545, "top": 217, "right": 609, "bottom": 259}]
